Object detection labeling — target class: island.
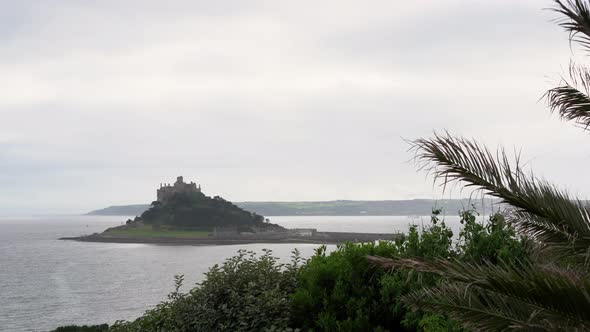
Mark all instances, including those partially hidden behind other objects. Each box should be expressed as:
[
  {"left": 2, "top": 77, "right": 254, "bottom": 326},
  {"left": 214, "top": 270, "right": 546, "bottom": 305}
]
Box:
[{"left": 63, "top": 176, "right": 400, "bottom": 245}]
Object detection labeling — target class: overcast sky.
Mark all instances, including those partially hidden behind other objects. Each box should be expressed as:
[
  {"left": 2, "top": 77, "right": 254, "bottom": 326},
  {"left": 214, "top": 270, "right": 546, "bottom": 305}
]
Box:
[{"left": 1, "top": 0, "right": 588, "bottom": 214}]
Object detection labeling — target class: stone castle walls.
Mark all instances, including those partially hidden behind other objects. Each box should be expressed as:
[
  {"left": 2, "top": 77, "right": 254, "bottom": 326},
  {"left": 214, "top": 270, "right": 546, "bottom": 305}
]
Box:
[{"left": 156, "top": 176, "right": 201, "bottom": 203}]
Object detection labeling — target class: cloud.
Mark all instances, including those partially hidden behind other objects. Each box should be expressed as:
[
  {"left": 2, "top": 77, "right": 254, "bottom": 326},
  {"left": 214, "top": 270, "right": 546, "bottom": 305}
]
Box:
[{"left": 0, "top": 0, "right": 588, "bottom": 213}]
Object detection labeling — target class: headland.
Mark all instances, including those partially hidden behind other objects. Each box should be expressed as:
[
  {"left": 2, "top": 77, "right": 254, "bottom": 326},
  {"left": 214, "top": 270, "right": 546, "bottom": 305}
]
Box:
[
  {"left": 64, "top": 176, "right": 401, "bottom": 245},
  {"left": 60, "top": 230, "right": 399, "bottom": 245}
]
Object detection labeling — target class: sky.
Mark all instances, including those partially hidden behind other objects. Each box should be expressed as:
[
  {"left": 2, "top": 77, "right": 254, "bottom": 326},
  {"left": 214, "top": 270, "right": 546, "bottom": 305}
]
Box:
[{"left": 0, "top": 0, "right": 588, "bottom": 214}]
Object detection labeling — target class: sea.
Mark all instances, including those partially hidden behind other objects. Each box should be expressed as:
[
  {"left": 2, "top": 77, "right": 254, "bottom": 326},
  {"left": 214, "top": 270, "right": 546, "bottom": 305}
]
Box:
[{"left": 0, "top": 214, "right": 469, "bottom": 332}]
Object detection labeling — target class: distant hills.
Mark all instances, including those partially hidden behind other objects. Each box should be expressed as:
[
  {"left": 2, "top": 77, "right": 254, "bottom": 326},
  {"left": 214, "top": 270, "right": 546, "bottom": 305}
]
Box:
[
  {"left": 87, "top": 199, "right": 501, "bottom": 217},
  {"left": 88, "top": 204, "right": 150, "bottom": 216}
]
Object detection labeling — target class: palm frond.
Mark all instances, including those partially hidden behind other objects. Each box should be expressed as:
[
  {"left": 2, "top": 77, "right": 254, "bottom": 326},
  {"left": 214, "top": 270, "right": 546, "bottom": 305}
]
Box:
[
  {"left": 508, "top": 210, "right": 590, "bottom": 261},
  {"left": 367, "top": 256, "right": 590, "bottom": 329},
  {"left": 411, "top": 133, "right": 590, "bottom": 253},
  {"left": 546, "top": 63, "right": 590, "bottom": 129},
  {"left": 552, "top": 0, "right": 590, "bottom": 51},
  {"left": 403, "top": 283, "right": 587, "bottom": 331}
]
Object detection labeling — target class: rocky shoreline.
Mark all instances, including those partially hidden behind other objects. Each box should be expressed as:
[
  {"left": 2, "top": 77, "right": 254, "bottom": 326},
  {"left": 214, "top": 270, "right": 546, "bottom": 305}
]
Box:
[{"left": 60, "top": 231, "right": 401, "bottom": 246}]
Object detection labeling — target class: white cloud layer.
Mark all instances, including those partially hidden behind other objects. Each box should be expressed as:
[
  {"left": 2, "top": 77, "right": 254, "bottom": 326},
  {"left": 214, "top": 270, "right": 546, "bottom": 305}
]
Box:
[{"left": 0, "top": 0, "right": 588, "bottom": 213}]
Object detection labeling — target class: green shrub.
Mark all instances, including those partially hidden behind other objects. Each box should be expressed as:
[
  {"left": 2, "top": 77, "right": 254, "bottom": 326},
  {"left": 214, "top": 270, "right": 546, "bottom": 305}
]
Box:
[
  {"left": 110, "top": 249, "right": 302, "bottom": 332},
  {"left": 290, "top": 209, "right": 528, "bottom": 332},
  {"left": 457, "top": 210, "right": 529, "bottom": 264},
  {"left": 290, "top": 210, "right": 458, "bottom": 332}
]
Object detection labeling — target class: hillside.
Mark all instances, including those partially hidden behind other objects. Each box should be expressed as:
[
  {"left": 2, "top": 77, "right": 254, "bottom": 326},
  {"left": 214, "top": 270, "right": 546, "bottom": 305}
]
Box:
[
  {"left": 131, "top": 191, "right": 268, "bottom": 228},
  {"left": 88, "top": 199, "right": 501, "bottom": 217}
]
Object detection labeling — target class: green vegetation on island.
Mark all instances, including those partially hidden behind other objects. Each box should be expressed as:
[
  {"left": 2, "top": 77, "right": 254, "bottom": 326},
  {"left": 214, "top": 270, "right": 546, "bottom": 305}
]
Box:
[
  {"left": 102, "top": 188, "right": 281, "bottom": 238},
  {"left": 138, "top": 192, "right": 265, "bottom": 228},
  {"left": 104, "top": 225, "right": 211, "bottom": 239}
]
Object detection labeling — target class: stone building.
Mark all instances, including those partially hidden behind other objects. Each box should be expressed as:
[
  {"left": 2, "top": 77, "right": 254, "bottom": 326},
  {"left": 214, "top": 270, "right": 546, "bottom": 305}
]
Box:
[
  {"left": 290, "top": 228, "right": 317, "bottom": 237},
  {"left": 156, "top": 176, "right": 201, "bottom": 203}
]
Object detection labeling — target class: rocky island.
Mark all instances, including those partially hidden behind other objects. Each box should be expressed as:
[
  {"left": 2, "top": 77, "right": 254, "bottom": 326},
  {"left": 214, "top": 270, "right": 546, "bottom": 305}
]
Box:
[{"left": 62, "top": 176, "right": 400, "bottom": 245}]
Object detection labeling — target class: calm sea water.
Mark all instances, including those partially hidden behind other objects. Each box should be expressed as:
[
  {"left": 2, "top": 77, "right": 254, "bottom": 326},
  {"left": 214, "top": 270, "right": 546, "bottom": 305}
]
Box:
[{"left": 0, "top": 214, "right": 466, "bottom": 332}]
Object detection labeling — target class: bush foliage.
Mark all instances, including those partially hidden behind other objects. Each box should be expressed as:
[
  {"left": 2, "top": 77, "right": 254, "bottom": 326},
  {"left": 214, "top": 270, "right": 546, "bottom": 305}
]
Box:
[
  {"left": 290, "top": 209, "right": 527, "bottom": 332},
  {"left": 95, "top": 208, "right": 528, "bottom": 332},
  {"left": 110, "top": 249, "right": 302, "bottom": 332}
]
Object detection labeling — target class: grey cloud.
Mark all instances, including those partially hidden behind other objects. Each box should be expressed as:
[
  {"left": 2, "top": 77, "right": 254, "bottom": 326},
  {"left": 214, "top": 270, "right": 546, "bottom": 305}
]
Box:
[{"left": 1, "top": 0, "right": 588, "bottom": 214}]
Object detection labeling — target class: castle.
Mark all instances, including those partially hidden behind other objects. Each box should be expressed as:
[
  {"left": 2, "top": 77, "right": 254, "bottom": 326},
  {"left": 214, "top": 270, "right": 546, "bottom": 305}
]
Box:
[{"left": 157, "top": 176, "right": 201, "bottom": 203}]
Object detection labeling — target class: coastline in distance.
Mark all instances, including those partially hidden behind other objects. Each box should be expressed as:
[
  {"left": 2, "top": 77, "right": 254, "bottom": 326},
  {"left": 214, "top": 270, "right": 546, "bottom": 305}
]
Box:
[{"left": 87, "top": 199, "right": 501, "bottom": 217}]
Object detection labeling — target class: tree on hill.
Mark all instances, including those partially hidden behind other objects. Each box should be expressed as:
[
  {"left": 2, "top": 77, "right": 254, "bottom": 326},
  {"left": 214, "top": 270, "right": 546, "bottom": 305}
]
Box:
[
  {"left": 137, "top": 191, "right": 267, "bottom": 229},
  {"left": 369, "top": 1, "right": 590, "bottom": 330}
]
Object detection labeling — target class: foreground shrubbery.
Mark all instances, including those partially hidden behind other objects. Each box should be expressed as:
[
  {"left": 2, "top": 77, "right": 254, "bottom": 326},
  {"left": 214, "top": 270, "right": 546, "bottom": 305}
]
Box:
[
  {"left": 60, "top": 208, "right": 527, "bottom": 332},
  {"left": 291, "top": 214, "right": 456, "bottom": 332},
  {"left": 291, "top": 210, "right": 528, "bottom": 332},
  {"left": 109, "top": 249, "right": 302, "bottom": 332}
]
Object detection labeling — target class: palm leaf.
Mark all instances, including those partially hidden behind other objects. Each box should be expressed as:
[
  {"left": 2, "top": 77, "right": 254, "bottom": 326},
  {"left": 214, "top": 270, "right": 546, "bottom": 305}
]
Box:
[
  {"left": 546, "top": 63, "right": 590, "bottom": 129},
  {"left": 508, "top": 211, "right": 590, "bottom": 261},
  {"left": 547, "top": 1, "right": 590, "bottom": 128},
  {"left": 367, "top": 256, "right": 590, "bottom": 330},
  {"left": 411, "top": 133, "right": 590, "bottom": 255},
  {"left": 552, "top": 0, "right": 590, "bottom": 51},
  {"left": 403, "top": 283, "right": 586, "bottom": 331}
]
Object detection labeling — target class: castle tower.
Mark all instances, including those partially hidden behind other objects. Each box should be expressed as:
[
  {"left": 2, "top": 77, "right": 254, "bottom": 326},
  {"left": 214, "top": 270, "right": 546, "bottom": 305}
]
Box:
[{"left": 157, "top": 176, "right": 200, "bottom": 203}]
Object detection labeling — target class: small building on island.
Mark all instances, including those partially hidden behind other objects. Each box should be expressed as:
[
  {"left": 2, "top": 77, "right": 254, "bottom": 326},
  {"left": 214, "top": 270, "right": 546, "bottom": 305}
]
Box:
[
  {"left": 157, "top": 176, "right": 201, "bottom": 203},
  {"left": 290, "top": 228, "right": 317, "bottom": 237}
]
